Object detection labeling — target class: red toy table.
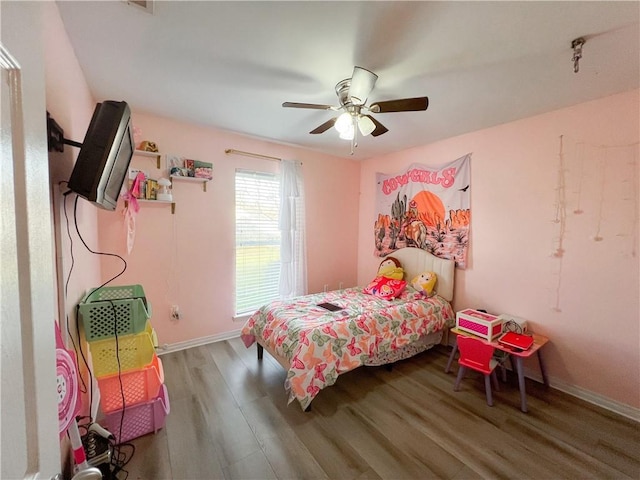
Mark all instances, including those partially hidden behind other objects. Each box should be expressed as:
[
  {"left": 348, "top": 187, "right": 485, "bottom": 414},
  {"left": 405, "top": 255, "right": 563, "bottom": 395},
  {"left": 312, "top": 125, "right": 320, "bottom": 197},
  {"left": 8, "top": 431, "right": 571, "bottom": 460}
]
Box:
[{"left": 445, "top": 327, "right": 550, "bottom": 412}]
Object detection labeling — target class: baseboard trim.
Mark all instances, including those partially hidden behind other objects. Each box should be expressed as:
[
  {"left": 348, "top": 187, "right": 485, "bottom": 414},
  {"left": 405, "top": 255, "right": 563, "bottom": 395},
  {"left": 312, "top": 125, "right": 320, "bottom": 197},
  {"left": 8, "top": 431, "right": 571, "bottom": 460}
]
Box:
[
  {"left": 158, "top": 333, "right": 639, "bottom": 422},
  {"left": 525, "top": 368, "right": 639, "bottom": 422},
  {"left": 157, "top": 329, "right": 242, "bottom": 355}
]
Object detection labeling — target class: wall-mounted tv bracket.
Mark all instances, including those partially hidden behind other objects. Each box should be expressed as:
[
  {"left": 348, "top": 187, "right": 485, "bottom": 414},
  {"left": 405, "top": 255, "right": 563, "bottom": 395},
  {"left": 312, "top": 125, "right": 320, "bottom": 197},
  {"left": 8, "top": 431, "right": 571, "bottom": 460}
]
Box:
[{"left": 47, "top": 111, "right": 82, "bottom": 152}]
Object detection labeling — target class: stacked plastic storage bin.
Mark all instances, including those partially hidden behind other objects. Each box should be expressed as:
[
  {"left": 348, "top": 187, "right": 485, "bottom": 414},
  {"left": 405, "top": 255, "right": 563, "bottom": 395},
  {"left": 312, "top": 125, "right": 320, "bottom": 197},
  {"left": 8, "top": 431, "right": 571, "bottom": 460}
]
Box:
[{"left": 78, "top": 284, "right": 170, "bottom": 444}]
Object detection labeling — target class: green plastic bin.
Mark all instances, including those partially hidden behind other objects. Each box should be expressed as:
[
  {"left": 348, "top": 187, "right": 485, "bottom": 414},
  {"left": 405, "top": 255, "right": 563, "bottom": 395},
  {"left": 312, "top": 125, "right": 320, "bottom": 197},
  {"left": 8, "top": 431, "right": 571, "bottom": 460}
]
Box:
[{"left": 78, "top": 284, "right": 152, "bottom": 342}]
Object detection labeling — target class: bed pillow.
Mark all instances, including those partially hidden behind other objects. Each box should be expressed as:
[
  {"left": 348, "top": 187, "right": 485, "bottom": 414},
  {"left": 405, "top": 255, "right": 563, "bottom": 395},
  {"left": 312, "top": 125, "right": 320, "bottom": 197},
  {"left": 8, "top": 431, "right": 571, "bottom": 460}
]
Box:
[
  {"left": 411, "top": 271, "right": 438, "bottom": 297},
  {"left": 363, "top": 276, "right": 407, "bottom": 300},
  {"left": 377, "top": 256, "right": 404, "bottom": 280}
]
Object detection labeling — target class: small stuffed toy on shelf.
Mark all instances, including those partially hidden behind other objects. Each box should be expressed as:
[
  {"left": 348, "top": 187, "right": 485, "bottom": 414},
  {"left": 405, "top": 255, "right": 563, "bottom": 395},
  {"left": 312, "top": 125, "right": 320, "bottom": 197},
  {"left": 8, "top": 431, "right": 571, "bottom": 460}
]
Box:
[
  {"left": 411, "top": 271, "right": 438, "bottom": 297},
  {"left": 138, "top": 140, "right": 158, "bottom": 152},
  {"left": 377, "top": 257, "right": 404, "bottom": 280}
]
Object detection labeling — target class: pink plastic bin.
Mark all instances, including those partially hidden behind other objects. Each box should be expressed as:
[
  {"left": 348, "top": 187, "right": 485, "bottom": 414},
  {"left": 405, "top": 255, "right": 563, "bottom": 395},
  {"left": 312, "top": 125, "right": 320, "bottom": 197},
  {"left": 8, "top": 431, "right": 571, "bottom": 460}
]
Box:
[
  {"left": 102, "top": 384, "right": 170, "bottom": 444},
  {"left": 98, "top": 354, "right": 164, "bottom": 414}
]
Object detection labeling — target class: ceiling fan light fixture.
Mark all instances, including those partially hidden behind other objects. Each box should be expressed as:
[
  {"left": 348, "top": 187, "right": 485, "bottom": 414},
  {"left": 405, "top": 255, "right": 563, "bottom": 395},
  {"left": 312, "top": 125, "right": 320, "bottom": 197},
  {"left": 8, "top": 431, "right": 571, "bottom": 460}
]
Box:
[
  {"left": 334, "top": 112, "right": 353, "bottom": 134},
  {"left": 349, "top": 66, "right": 378, "bottom": 105},
  {"left": 357, "top": 115, "right": 376, "bottom": 136},
  {"left": 339, "top": 120, "right": 355, "bottom": 140},
  {"left": 340, "top": 130, "right": 355, "bottom": 140},
  {"left": 282, "top": 66, "right": 429, "bottom": 151}
]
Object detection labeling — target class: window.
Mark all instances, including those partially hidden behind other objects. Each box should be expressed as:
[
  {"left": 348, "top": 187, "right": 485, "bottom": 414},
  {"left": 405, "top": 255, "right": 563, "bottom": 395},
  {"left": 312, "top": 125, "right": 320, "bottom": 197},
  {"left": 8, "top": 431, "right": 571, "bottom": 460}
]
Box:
[{"left": 235, "top": 170, "right": 280, "bottom": 316}]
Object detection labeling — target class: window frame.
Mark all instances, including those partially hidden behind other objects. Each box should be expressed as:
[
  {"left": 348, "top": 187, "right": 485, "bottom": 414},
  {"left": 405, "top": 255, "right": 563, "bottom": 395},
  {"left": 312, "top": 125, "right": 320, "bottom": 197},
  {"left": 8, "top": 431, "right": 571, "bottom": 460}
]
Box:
[{"left": 234, "top": 168, "right": 281, "bottom": 317}]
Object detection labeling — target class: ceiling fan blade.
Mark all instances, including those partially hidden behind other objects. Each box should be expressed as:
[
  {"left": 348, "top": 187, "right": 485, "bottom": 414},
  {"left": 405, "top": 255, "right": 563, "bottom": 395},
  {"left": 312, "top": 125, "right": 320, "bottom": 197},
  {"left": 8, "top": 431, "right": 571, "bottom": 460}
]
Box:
[
  {"left": 369, "top": 97, "right": 429, "bottom": 113},
  {"left": 309, "top": 117, "right": 337, "bottom": 134},
  {"left": 365, "top": 115, "right": 388, "bottom": 137},
  {"left": 348, "top": 66, "right": 378, "bottom": 105},
  {"left": 283, "top": 102, "right": 334, "bottom": 110}
]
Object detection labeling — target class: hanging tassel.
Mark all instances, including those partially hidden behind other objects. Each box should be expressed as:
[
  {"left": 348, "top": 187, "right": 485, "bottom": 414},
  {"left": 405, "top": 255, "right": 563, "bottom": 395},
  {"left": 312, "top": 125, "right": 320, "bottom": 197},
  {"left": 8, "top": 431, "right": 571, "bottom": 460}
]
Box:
[{"left": 121, "top": 171, "right": 144, "bottom": 254}]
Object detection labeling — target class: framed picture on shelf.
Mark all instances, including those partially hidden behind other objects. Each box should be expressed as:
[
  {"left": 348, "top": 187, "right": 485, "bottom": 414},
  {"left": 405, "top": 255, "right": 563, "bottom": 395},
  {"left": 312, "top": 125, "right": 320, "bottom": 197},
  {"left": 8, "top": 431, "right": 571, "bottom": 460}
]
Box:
[
  {"left": 184, "top": 159, "right": 195, "bottom": 177},
  {"left": 167, "top": 154, "right": 186, "bottom": 177}
]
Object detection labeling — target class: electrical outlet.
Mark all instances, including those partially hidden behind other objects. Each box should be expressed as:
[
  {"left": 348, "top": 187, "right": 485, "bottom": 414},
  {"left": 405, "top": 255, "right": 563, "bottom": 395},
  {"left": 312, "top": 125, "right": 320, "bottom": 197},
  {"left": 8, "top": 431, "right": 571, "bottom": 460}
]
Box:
[
  {"left": 339, "top": 282, "right": 344, "bottom": 289},
  {"left": 171, "top": 305, "right": 181, "bottom": 320},
  {"left": 323, "top": 284, "right": 329, "bottom": 292}
]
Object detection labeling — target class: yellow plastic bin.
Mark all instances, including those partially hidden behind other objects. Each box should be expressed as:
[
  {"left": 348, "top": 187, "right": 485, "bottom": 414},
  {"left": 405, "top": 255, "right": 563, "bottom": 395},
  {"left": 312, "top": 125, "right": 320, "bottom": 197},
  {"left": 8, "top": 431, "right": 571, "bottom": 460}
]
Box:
[{"left": 89, "top": 322, "right": 157, "bottom": 377}]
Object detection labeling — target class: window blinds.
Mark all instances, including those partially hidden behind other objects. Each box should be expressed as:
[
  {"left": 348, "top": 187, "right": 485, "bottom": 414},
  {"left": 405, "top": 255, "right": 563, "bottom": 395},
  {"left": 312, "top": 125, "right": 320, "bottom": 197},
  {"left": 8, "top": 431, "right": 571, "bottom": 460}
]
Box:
[{"left": 235, "top": 170, "right": 281, "bottom": 315}]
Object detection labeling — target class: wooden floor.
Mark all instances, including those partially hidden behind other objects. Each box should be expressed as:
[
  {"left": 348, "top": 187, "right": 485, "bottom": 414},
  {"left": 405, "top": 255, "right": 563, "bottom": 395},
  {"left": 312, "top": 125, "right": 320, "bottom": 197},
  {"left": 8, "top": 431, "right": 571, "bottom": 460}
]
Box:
[{"left": 123, "top": 337, "right": 639, "bottom": 479}]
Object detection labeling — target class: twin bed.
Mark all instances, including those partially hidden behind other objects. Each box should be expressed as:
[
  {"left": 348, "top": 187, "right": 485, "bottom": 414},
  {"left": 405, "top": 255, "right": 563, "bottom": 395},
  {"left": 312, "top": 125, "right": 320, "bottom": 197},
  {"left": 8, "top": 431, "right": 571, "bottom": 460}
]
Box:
[{"left": 240, "top": 247, "right": 456, "bottom": 410}]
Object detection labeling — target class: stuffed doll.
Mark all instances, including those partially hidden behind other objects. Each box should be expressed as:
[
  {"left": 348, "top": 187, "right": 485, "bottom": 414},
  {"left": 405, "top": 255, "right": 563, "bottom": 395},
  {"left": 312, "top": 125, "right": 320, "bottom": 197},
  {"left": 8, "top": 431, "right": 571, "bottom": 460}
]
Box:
[
  {"left": 363, "top": 256, "right": 406, "bottom": 300},
  {"left": 411, "top": 271, "right": 437, "bottom": 297},
  {"left": 377, "top": 256, "right": 404, "bottom": 280}
]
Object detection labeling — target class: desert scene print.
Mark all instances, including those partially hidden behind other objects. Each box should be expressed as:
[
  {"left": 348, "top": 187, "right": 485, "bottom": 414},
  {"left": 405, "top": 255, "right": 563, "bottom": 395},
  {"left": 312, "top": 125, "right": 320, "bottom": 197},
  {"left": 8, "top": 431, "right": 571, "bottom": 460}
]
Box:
[{"left": 374, "top": 155, "right": 471, "bottom": 268}]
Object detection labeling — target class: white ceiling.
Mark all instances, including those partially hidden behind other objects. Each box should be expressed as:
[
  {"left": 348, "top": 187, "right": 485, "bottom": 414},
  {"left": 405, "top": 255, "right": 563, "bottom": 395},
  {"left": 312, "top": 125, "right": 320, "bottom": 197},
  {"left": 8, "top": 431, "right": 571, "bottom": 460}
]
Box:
[{"left": 56, "top": 1, "right": 639, "bottom": 159}]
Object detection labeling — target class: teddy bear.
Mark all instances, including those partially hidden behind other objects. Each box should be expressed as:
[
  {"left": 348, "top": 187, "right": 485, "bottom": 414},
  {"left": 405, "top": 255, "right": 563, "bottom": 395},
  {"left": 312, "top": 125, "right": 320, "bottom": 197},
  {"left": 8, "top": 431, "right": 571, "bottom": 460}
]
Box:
[{"left": 411, "top": 271, "right": 437, "bottom": 297}]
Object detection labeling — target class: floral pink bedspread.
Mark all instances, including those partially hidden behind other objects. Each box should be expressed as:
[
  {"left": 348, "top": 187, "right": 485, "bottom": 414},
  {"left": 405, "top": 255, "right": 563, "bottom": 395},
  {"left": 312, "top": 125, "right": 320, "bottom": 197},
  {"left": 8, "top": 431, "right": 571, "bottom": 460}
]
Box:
[{"left": 241, "top": 287, "right": 454, "bottom": 410}]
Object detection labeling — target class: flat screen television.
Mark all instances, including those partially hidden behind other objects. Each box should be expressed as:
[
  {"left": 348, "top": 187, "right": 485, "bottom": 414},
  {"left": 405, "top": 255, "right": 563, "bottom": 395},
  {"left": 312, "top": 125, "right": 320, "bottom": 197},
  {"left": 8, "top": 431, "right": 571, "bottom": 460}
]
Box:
[{"left": 67, "top": 100, "right": 135, "bottom": 211}]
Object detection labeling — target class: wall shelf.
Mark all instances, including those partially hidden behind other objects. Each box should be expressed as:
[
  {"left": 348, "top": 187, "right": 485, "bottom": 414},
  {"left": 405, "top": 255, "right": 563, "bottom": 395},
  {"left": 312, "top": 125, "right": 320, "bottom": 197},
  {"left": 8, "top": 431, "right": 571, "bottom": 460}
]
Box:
[
  {"left": 170, "top": 175, "right": 210, "bottom": 192},
  {"left": 125, "top": 199, "right": 175, "bottom": 214},
  {"left": 134, "top": 149, "right": 162, "bottom": 169}
]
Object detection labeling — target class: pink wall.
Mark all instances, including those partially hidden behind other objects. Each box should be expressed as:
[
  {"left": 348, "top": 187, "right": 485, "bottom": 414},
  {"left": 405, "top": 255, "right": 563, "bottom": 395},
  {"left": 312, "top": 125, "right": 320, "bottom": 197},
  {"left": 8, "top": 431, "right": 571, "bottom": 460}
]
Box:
[
  {"left": 43, "top": 2, "right": 103, "bottom": 427},
  {"left": 40, "top": 1, "right": 104, "bottom": 467},
  {"left": 96, "top": 113, "right": 361, "bottom": 345},
  {"left": 44, "top": 1, "right": 101, "bottom": 319},
  {"left": 43, "top": 0, "right": 637, "bottom": 410},
  {"left": 357, "top": 90, "right": 640, "bottom": 409}
]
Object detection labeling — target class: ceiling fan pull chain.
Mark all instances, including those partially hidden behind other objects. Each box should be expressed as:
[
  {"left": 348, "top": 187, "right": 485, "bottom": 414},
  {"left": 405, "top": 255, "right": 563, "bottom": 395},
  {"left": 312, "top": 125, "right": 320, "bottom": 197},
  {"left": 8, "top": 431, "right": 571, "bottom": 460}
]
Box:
[{"left": 351, "top": 115, "right": 358, "bottom": 155}]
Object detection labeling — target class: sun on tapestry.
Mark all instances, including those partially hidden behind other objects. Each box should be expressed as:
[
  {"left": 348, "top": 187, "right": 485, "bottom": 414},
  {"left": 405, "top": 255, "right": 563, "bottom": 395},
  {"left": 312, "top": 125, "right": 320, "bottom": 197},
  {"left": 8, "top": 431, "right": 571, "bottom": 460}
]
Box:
[{"left": 374, "top": 154, "right": 471, "bottom": 268}]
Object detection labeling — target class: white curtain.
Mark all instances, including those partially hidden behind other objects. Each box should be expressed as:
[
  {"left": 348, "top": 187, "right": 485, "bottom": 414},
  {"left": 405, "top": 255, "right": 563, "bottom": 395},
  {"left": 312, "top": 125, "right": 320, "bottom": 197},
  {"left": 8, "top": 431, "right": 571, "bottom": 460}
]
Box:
[{"left": 279, "top": 159, "right": 307, "bottom": 299}]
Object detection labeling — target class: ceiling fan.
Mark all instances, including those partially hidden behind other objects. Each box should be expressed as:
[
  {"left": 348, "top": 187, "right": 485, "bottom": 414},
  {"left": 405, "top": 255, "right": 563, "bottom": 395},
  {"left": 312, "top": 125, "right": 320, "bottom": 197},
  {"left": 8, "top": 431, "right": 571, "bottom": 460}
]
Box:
[{"left": 283, "top": 66, "right": 429, "bottom": 153}]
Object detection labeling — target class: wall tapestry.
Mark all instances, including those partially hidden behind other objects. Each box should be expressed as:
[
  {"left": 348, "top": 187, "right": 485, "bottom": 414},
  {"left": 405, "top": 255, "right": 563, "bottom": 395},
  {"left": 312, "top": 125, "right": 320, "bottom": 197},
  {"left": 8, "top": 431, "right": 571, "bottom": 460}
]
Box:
[{"left": 374, "top": 154, "right": 471, "bottom": 268}]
